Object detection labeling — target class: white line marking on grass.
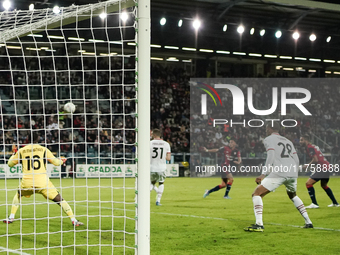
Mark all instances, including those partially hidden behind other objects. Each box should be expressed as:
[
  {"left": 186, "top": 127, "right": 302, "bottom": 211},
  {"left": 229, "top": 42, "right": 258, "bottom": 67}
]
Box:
[
  {"left": 78, "top": 205, "right": 340, "bottom": 232},
  {"left": 0, "top": 246, "right": 32, "bottom": 255}
]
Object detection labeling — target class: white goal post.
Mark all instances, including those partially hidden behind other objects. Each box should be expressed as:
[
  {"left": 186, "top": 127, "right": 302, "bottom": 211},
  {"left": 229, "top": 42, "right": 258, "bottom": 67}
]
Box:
[{"left": 0, "top": 0, "right": 150, "bottom": 254}]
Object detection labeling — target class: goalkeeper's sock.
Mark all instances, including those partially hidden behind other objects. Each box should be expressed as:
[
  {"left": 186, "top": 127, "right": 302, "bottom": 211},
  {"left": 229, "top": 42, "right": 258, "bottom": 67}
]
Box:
[
  {"left": 291, "top": 196, "right": 312, "bottom": 224},
  {"left": 252, "top": 195, "right": 263, "bottom": 226},
  {"left": 10, "top": 194, "right": 20, "bottom": 218},
  {"left": 208, "top": 185, "right": 222, "bottom": 194},
  {"left": 224, "top": 182, "right": 232, "bottom": 197},
  {"left": 156, "top": 184, "right": 164, "bottom": 203},
  {"left": 60, "top": 200, "right": 74, "bottom": 219}
]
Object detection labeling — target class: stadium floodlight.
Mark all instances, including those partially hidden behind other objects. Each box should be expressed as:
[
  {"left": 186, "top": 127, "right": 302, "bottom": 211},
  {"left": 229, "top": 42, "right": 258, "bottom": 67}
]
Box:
[
  {"left": 68, "top": 37, "right": 85, "bottom": 41},
  {"left": 28, "top": 34, "right": 43, "bottom": 38},
  {"left": 151, "top": 57, "right": 163, "bottom": 61},
  {"left": 237, "top": 25, "right": 245, "bottom": 34},
  {"left": 29, "top": 3, "right": 34, "bottom": 11},
  {"left": 53, "top": 5, "right": 60, "bottom": 14},
  {"left": 249, "top": 53, "right": 262, "bottom": 57},
  {"left": 292, "top": 31, "right": 300, "bottom": 40},
  {"left": 192, "top": 18, "right": 201, "bottom": 30},
  {"left": 250, "top": 28, "right": 254, "bottom": 35},
  {"left": 0, "top": 0, "right": 151, "bottom": 254},
  {"left": 324, "top": 59, "right": 335, "bottom": 63},
  {"left": 178, "top": 19, "right": 183, "bottom": 27},
  {"left": 3, "top": 0, "right": 11, "bottom": 10},
  {"left": 182, "top": 47, "right": 196, "bottom": 51},
  {"left": 216, "top": 50, "right": 230, "bottom": 54},
  {"left": 260, "top": 29, "right": 265, "bottom": 36},
  {"left": 223, "top": 24, "right": 227, "bottom": 32},
  {"left": 199, "top": 49, "right": 213, "bottom": 53},
  {"left": 110, "top": 41, "right": 123, "bottom": 44},
  {"left": 6, "top": 45, "right": 21, "bottom": 49},
  {"left": 280, "top": 56, "right": 292, "bottom": 59},
  {"left": 160, "top": 17, "right": 166, "bottom": 26},
  {"left": 295, "top": 57, "right": 307, "bottom": 60},
  {"left": 99, "top": 12, "right": 107, "bottom": 19},
  {"left": 26, "top": 47, "right": 41, "bottom": 51},
  {"left": 120, "top": 11, "right": 128, "bottom": 22},
  {"left": 47, "top": 35, "right": 64, "bottom": 39},
  {"left": 309, "top": 34, "right": 316, "bottom": 42},
  {"left": 89, "top": 39, "right": 104, "bottom": 43},
  {"left": 164, "top": 45, "right": 179, "bottom": 50},
  {"left": 264, "top": 54, "right": 277, "bottom": 58},
  {"left": 275, "top": 30, "right": 282, "bottom": 38},
  {"left": 166, "top": 57, "right": 179, "bottom": 61},
  {"left": 233, "top": 51, "right": 246, "bottom": 55},
  {"left": 327, "top": 36, "right": 331, "bottom": 42},
  {"left": 309, "top": 58, "right": 321, "bottom": 62}
]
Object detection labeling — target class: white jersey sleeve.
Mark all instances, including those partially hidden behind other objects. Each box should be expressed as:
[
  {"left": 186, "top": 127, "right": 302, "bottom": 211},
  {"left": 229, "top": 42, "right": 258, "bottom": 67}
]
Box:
[
  {"left": 150, "top": 140, "right": 171, "bottom": 172},
  {"left": 262, "top": 134, "right": 298, "bottom": 177}
]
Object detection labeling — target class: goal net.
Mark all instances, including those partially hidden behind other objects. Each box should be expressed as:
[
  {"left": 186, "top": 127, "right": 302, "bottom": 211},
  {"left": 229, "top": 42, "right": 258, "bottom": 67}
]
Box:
[{"left": 0, "top": 0, "right": 150, "bottom": 254}]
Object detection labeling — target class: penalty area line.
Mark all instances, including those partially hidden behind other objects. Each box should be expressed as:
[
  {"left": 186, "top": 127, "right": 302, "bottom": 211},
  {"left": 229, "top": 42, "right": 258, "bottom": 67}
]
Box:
[
  {"left": 0, "top": 246, "right": 32, "bottom": 255},
  {"left": 78, "top": 204, "right": 340, "bottom": 232}
]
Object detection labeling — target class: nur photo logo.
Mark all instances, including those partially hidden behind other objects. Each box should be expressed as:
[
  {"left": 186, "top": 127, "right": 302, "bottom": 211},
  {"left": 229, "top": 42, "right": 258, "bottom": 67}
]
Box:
[{"left": 192, "top": 79, "right": 312, "bottom": 128}]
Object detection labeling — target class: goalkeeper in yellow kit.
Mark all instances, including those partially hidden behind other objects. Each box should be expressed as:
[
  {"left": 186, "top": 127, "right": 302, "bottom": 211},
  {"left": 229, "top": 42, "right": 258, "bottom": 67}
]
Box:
[{"left": 3, "top": 133, "right": 83, "bottom": 226}]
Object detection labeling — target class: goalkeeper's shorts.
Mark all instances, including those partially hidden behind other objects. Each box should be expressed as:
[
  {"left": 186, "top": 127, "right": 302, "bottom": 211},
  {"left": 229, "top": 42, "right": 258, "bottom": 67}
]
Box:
[{"left": 19, "top": 178, "right": 59, "bottom": 200}]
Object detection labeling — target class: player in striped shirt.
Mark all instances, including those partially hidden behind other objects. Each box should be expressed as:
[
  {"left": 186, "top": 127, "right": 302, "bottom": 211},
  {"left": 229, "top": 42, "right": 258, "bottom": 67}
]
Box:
[{"left": 299, "top": 135, "right": 339, "bottom": 208}]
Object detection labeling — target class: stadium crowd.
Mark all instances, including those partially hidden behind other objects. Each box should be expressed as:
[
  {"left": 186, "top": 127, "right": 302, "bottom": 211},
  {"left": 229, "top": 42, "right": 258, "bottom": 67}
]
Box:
[{"left": 1, "top": 59, "right": 340, "bottom": 163}]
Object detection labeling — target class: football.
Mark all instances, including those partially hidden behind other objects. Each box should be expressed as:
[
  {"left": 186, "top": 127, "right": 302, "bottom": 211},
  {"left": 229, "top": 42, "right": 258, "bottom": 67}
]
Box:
[{"left": 63, "top": 102, "right": 76, "bottom": 113}]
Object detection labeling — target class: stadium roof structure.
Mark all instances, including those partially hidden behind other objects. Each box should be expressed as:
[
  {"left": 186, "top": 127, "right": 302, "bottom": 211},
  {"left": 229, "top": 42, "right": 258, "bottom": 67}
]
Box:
[{"left": 7, "top": 0, "right": 340, "bottom": 67}]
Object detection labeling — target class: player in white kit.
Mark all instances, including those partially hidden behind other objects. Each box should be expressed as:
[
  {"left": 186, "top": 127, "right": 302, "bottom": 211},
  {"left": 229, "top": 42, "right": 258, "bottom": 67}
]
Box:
[
  {"left": 244, "top": 122, "right": 313, "bottom": 232},
  {"left": 150, "top": 129, "right": 171, "bottom": 206}
]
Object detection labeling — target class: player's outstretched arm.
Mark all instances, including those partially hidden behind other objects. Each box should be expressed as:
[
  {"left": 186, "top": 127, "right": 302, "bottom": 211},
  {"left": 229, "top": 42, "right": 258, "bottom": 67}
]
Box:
[
  {"left": 204, "top": 147, "right": 219, "bottom": 153},
  {"left": 46, "top": 148, "right": 67, "bottom": 166},
  {"left": 8, "top": 151, "right": 19, "bottom": 167}
]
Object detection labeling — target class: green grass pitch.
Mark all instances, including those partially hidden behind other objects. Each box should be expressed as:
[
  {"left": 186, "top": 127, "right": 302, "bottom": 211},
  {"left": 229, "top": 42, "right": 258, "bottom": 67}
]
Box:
[{"left": 1, "top": 177, "right": 340, "bottom": 254}]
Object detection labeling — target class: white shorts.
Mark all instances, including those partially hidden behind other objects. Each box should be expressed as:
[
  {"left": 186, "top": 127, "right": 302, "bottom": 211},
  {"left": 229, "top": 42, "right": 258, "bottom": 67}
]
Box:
[
  {"left": 150, "top": 172, "right": 166, "bottom": 183},
  {"left": 261, "top": 176, "right": 297, "bottom": 193}
]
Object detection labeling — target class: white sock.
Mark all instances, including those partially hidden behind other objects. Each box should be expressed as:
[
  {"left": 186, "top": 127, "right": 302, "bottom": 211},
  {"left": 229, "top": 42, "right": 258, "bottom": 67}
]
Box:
[
  {"left": 153, "top": 185, "right": 159, "bottom": 192},
  {"left": 71, "top": 217, "right": 76, "bottom": 222},
  {"left": 291, "top": 196, "right": 312, "bottom": 224},
  {"left": 156, "top": 184, "right": 164, "bottom": 203},
  {"left": 252, "top": 195, "right": 263, "bottom": 226},
  {"left": 10, "top": 213, "right": 15, "bottom": 219}
]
